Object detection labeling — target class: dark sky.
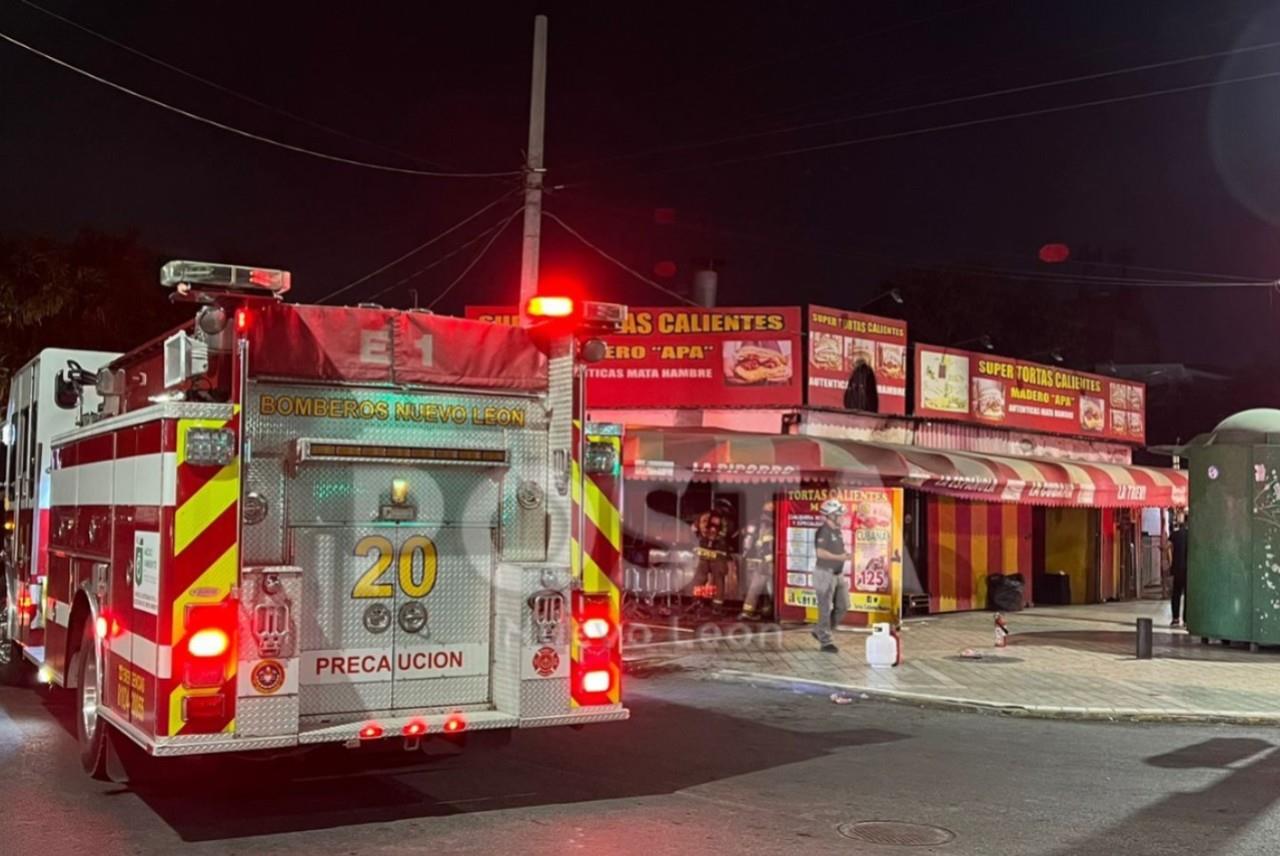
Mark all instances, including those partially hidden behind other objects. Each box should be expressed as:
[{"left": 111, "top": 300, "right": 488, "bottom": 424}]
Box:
[{"left": 5, "top": 0, "right": 1280, "bottom": 377}]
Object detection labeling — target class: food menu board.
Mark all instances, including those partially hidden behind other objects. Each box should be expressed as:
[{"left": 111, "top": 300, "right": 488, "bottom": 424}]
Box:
[
  {"left": 806, "top": 305, "right": 908, "bottom": 414},
  {"left": 914, "top": 345, "right": 1146, "bottom": 443},
  {"left": 775, "top": 486, "right": 904, "bottom": 625}
]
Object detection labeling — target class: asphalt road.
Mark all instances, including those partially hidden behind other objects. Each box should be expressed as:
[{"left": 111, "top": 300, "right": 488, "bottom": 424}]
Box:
[{"left": 1, "top": 670, "right": 1278, "bottom": 856}]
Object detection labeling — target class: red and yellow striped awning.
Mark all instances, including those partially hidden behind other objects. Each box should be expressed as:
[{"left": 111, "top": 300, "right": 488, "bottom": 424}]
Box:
[{"left": 623, "top": 428, "right": 1187, "bottom": 508}]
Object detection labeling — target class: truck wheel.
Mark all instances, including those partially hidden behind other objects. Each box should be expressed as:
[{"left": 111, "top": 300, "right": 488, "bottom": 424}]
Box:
[{"left": 74, "top": 621, "right": 109, "bottom": 779}]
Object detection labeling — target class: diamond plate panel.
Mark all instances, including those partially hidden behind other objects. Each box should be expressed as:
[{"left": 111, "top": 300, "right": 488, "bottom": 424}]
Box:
[
  {"left": 291, "top": 463, "right": 502, "bottom": 527},
  {"left": 244, "top": 381, "right": 549, "bottom": 563},
  {"left": 520, "top": 678, "right": 573, "bottom": 718},
  {"left": 242, "top": 455, "right": 286, "bottom": 565},
  {"left": 392, "top": 524, "right": 493, "bottom": 709},
  {"left": 518, "top": 564, "right": 573, "bottom": 718},
  {"left": 237, "top": 695, "right": 299, "bottom": 737},
  {"left": 294, "top": 526, "right": 394, "bottom": 716}
]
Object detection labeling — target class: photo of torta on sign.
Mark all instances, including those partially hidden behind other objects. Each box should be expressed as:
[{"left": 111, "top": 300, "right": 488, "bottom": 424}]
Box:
[
  {"left": 806, "top": 305, "right": 908, "bottom": 413},
  {"left": 584, "top": 307, "right": 803, "bottom": 407},
  {"left": 914, "top": 345, "right": 1145, "bottom": 443}
]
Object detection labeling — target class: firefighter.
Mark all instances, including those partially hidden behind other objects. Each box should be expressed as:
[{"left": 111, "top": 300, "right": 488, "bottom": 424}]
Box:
[
  {"left": 691, "top": 498, "right": 735, "bottom": 613},
  {"left": 811, "top": 498, "right": 852, "bottom": 652},
  {"left": 737, "top": 500, "right": 776, "bottom": 621}
]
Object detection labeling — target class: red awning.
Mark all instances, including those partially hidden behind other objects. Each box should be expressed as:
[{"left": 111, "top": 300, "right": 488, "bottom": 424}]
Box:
[{"left": 623, "top": 428, "right": 1187, "bottom": 508}]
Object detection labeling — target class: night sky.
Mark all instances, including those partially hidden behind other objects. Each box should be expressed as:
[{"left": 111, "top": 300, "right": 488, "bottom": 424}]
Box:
[{"left": 5, "top": 1, "right": 1280, "bottom": 405}]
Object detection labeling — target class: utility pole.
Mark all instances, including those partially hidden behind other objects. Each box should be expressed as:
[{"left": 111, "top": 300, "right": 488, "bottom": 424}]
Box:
[{"left": 518, "top": 14, "right": 548, "bottom": 324}]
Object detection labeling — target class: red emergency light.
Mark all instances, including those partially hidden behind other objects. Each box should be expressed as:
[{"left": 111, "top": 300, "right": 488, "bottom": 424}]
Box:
[
  {"left": 188, "top": 627, "right": 230, "bottom": 658},
  {"left": 526, "top": 295, "right": 575, "bottom": 318},
  {"left": 403, "top": 720, "right": 428, "bottom": 737},
  {"left": 442, "top": 714, "right": 467, "bottom": 734},
  {"left": 359, "top": 723, "right": 384, "bottom": 740}
]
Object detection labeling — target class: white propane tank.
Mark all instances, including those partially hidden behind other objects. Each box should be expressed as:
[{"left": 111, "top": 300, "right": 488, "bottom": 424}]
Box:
[{"left": 865, "top": 622, "right": 900, "bottom": 669}]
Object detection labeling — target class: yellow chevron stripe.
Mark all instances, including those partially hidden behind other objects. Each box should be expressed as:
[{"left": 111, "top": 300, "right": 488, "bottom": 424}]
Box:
[
  {"left": 168, "top": 543, "right": 238, "bottom": 735},
  {"left": 582, "top": 476, "right": 622, "bottom": 552},
  {"left": 174, "top": 457, "right": 240, "bottom": 554},
  {"left": 170, "top": 543, "right": 238, "bottom": 633}
]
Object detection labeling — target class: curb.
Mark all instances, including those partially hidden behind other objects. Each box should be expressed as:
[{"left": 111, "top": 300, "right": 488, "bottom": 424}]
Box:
[{"left": 704, "top": 668, "right": 1280, "bottom": 727}]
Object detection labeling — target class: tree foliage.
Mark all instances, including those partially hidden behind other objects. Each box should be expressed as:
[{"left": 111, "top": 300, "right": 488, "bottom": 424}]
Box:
[{"left": 0, "top": 231, "right": 189, "bottom": 397}]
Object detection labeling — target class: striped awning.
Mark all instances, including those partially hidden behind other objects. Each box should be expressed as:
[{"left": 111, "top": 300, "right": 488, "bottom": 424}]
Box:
[{"left": 623, "top": 428, "right": 1187, "bottom": 508}]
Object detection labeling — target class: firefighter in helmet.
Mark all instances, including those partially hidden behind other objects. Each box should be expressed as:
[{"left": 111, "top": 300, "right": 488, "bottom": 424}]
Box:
[
  {"left": 691, "top": 498, "right": 735, "bottom": 612},
  {"left": 737, "top": 500, "right": 776, "bottom": 621}
]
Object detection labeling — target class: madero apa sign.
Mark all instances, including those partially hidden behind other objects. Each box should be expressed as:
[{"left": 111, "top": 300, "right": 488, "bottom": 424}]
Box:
[
  {"left": 466, "top": 305, "right": 804, "bottom": 408},
  {"left": 914, "top": 345, "right": 1146, "bottom": 444}
]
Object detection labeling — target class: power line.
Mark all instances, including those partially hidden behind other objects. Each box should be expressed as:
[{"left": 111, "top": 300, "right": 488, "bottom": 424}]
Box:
[
  {"left": 15, "top": 0, "right": 457, "bottom": 171},
  {"left": 0, "top": 30, "right": 520, "bottom": 179},
  {"left": 426, "top": 209, "right": 523, "bottom": 310},
  {"left": 564, "top": 37, "right": 1280, "bottom": 173},
  {"left": 317, "top": 190, "right": 519, "bottom": 304},
  {"left": 542, "top": 210, "right": 698, "bottom": 306},
  {"left": 565, "top": 67, "right": 1280, "bottom": 186},
  {"left": 366, "top": 217, "right": 513, "bottom": 303},
  {"left": 550, "top": 192, "right": 1277, "bottom": 289}
]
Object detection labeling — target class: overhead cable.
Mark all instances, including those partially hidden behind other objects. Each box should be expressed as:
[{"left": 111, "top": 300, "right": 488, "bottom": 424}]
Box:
[{"left": 0, "top": 30, "right": 520, "bottom": 178}]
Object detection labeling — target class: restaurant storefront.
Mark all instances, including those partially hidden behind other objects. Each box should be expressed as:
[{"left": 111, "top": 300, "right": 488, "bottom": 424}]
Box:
[{"left": 467, "top": 302, "right": 1188, "bottom": 625}]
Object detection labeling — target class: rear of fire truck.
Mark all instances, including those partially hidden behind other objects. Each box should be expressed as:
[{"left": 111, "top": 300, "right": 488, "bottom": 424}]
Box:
[{"left": 2, "top": 261, "right": 627, "bottom": 777}]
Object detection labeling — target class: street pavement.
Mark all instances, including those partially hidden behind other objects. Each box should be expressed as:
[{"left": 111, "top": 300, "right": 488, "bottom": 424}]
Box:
[
  {"left": 629, "top": 601, "right": 1280, "bottom": 723},
  {"left": 3, "top": 669, "right": 1280, "bottom": 854}
]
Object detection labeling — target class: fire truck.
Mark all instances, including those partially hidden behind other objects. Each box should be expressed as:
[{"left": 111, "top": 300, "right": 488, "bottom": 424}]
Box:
[{"left": 0, "top": 261, "right": 627, "bottom": 778}]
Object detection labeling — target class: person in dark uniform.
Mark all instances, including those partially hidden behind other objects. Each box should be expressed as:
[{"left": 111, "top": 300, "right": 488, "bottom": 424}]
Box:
[
  {"left": 737, "top": 501, "right": 776, "bottom": 621},
  {"left": 811, "top": 498, "right": 852, "bottom": 652},
  {"left": 1170, "top": 511, "right": 1189, "bottom": 628},
  {"left": 691, "top": 499, "right": 735, "bottom": 612}
]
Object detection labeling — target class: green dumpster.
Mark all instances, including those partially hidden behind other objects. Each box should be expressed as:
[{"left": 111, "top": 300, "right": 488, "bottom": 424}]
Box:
[{"left": 1185, "top": 409, "right": 1280, "bottom": 645}]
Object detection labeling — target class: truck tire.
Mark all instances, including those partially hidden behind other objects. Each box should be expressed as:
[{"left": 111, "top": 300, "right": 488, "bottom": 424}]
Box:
[{"left": 74, "top": 620, "right": 110, "bottom": 779}]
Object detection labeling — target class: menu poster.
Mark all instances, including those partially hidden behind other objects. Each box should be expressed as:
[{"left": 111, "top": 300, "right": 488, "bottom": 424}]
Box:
[
  {"left": 806, "top": 305, "right": 908, "bottom": 414},
  {"left": 914, "top": 345, "right": 1146, "bottom": 444},
  {"left": 775, "top": 486, "right": 904, "bottom": 625}
]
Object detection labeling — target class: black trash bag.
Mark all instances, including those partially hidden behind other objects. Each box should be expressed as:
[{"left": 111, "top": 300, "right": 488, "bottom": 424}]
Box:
[{"left": 987, "top": 573, "right": 1025, "bottom": 612}]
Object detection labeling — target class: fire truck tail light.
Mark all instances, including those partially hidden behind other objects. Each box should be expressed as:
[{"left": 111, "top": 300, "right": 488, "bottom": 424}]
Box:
[
  {"left": 581, "top": 670, "right": 611, "bottom": 694},
  {"left": 526, "top": 295, "right": 575, "bottom": 318},
  {"left": 359, "top": 723, "right": 384, "bottom": 740},
  {"left": 581, "top": 617, "right": 611, "bottom": 641},
  {"left": 182, "top": 694, "right": 226, "bottom": 721},
  {"left": 443, "top": 714, "right": 466, "bottom": 734},
  {"left": 235, "top": 308, "right": 249, "bottom": 332},
  {"left": 185, "top": 427, "right": 236, "bottom": 467},
  {"left": 188, "top": 628, "right": 230, "bottom": 658},
  {"left": 403, "top": 720, "right": 427, "bottom": 737}
]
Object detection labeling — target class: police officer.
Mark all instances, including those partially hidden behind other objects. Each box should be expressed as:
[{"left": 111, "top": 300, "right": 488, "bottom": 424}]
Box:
[
  {"left": 811, "top": 498, "right": 852, "bottom": 652},
  {"left": 691, "top": 498, "right": 735, "bottom": 612},
  {"left": 737, "top": 501, "right": 776, "bottom": 621}
]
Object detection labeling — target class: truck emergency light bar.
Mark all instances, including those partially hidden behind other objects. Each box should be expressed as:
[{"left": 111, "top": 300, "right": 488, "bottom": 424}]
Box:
[
  {"left": 524, "top": 296, "right": 626, "bottom": 331},
  {"left": 161, "top": 260, "right": 292, "bottom": 295},
  {"left": 296, "top": 440, "right": 508, "bottom": 466}
]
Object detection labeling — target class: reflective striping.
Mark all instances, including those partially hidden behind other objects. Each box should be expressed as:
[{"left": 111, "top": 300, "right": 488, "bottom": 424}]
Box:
[
  {"left": 51, "top": 453, "right": 177, "bottom": 507},
  {"left": 173, "top": 459, "right": 240, "bottom": 554},
  {"left": 50, "top": 599, "right": 71, "bottom": 627},
  {"left": 582, "top": 476, "right": 622, "bottom": 552},
  {"left": 170, "top": 544, "right": 239, "bottom": 636},
  {"left": 107, "top": 632, "right": 172, "bottom": 679},
  {"left": 167, "top": 411, "right": 241, "bottom": 737}
]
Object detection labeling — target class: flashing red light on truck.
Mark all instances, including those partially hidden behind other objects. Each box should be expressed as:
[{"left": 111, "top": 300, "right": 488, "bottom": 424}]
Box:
[{"left": 526, "top": 295, "right": 575, "bottom": 318}]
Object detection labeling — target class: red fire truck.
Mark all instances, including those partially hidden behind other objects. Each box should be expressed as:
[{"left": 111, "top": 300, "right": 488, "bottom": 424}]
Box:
[{"left": 0, "top": 261, "right": 627, "bottom": 777}]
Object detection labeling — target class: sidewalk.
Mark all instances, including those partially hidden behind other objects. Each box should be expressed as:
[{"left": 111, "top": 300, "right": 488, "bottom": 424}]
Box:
[{"left": 629, "top": 601, "right": 1280, "bottom": 724}]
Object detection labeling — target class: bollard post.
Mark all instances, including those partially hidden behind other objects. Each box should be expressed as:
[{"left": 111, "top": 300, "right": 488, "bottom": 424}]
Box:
[{"left": 1136, "top": 617, "right": 1153, "bottom": 659}]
